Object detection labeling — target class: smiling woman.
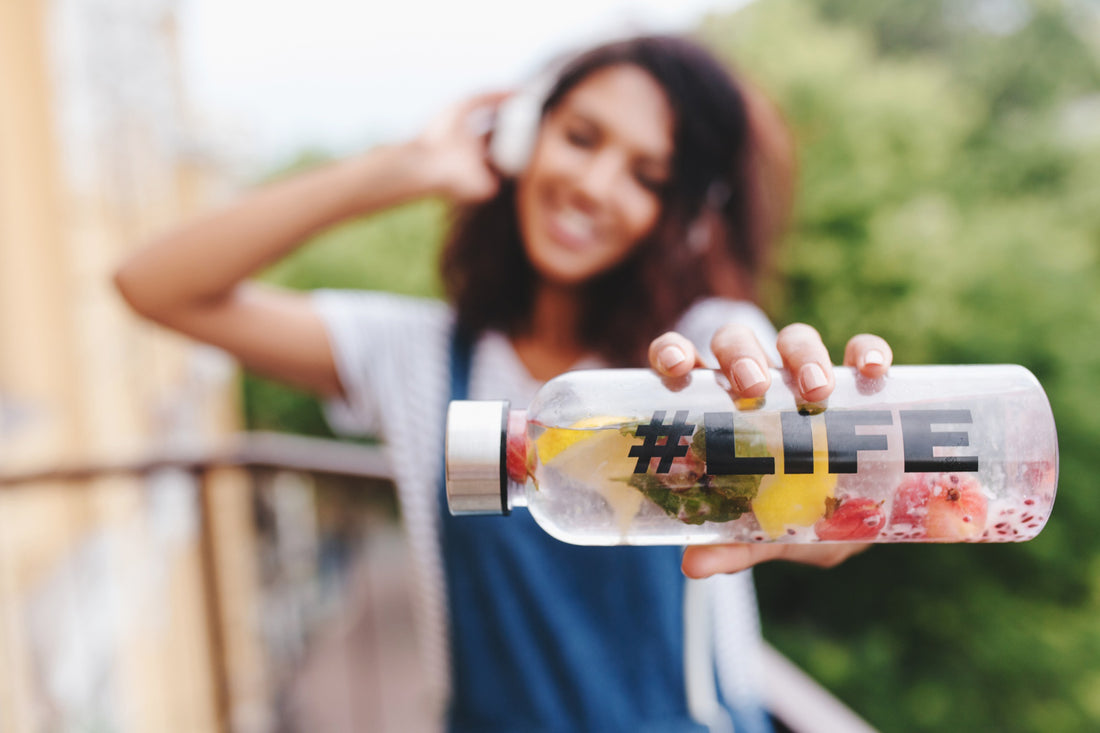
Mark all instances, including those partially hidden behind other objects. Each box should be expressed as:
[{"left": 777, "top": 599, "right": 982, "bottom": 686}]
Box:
[{"left": 115, "top": 32, "right": 892, "bottom": 733}]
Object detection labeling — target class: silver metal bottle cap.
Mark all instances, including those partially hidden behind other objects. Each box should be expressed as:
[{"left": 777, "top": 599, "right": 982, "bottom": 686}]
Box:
[{"left": 445, "top": 400, "right": 510, "bottom": 515}]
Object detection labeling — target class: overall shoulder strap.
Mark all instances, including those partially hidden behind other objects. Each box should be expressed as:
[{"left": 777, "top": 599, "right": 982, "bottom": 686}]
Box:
[{"left": 449, "top": 325, "right": 473, "bottom": 401}]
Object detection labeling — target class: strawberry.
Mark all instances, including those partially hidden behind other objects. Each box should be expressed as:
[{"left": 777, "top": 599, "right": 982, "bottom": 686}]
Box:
[
  {"left": 889, "top": 474, "right": 931, "bottom": 533},
  {"left": 506, "top": 411, "right": 530, "bottom": 484},
  {"left": 889, "top": 473, "right": 987, "bottom": 540},
  {"left": 661, "top": 442, "right": 707, "bottom": 491},
  {"left": 814, "top": 496, "right": 885, "bottom": 541}
]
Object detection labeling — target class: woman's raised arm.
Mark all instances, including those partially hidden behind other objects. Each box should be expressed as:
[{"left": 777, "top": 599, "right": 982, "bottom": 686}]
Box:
[{"left": 114, "top": 92, "right": 508, "bottom": 397}]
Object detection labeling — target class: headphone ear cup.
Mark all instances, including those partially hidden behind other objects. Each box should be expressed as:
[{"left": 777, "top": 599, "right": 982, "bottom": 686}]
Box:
[
  {"left": 488, "top": 91, "right": 541, "bottom": 177},
  {"left": 489, "top": 68, "right": 558, "bottom": 177}
]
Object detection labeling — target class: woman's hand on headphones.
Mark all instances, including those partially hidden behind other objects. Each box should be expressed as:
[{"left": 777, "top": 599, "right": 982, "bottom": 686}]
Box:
[{"left": 413, "top": 91, "right": 511, "bottom": 203}]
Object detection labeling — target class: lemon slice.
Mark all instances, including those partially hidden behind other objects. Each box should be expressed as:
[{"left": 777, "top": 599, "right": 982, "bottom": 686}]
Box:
[
  {"left": 536, "top": 415, "right": 642, "bottom": 539},
  {"left": 751, "top": 418, "right": 836, "bottom": 538},
  {"left": 535, "top": 415, "right": 633, "bottom": 464}
]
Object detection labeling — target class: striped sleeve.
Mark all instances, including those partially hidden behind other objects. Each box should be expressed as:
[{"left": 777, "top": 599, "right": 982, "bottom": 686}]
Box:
[{"left": 310, "top": 289, "right": 452, "bottom": 437}]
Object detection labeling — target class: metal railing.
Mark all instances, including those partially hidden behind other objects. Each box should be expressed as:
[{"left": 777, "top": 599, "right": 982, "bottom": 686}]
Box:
[{"left": 0, "top": 432, "right": 877, "bottom": 733}]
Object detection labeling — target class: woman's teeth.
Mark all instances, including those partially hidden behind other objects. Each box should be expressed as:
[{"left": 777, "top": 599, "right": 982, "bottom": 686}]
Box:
[{"left": 557, "top": 208, "right": 596, "bottom": 241}]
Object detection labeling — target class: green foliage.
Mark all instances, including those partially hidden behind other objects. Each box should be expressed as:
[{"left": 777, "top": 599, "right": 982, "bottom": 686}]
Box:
[
  {"left": 258, "top": 195, "right": 448, "bottom": 297},
  {"left": 702, "top": 1, "right": 1100, "bottom": 730}
]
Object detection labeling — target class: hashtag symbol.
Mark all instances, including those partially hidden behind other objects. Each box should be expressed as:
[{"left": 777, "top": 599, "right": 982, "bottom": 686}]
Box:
[{"left": 629, "top": 410, "right": 695, "bottom": 474}]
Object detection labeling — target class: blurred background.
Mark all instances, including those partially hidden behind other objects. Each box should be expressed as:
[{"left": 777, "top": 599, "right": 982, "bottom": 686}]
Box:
[{"left": 1, "top": 0, "right": 1099, "bottom": 731}]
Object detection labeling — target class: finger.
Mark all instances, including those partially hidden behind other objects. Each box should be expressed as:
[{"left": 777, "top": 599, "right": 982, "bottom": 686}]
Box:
[
  {"left": 427, "top": 90, "right": 515, "bottom": 140},
  {"left": 463, "top": 89, "right": 515, "bottom": 111},
  {"left": 682, "top": 543, "right": 869, "bottom": 578},
  {"left": 843, "top": 334, "right": 893, "bottom": 378},
  {"left": 461, "top": 90, "right": 516, "bottom": 135},
  {"left": 461, "top": 167, "right": 501, "bottom": 202},
  {"left": 776, "top": 323, "right": 834, "bottom": 403},
  {"left": 710, "top": 323, "right": 773, "bottom": 398},
  {"left": 648, "top": 331, "right": 704, "bottom": 378},
  {"left": 682, "top": 544, "right": 786, "bottom": 578}
]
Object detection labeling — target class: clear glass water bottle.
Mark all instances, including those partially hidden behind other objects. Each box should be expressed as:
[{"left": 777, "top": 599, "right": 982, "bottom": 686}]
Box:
[{"left": 445, "top": 366, "right": 1058, "bottom": 546}]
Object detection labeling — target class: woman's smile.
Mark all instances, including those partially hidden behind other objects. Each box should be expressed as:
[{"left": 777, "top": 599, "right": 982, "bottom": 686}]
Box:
[{"left": 545, "top": 204, "right": 599, "bottom": 251}]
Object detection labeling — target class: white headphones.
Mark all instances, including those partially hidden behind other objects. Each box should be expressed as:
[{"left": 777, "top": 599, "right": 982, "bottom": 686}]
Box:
[
  {"left": 487, "top": 56, "right": 568, "bottom": 177},
  {"left": 488, "top": 85, "right": 543, "bottom": 176}
]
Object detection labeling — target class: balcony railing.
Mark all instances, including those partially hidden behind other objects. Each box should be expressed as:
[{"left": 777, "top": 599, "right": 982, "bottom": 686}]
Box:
[{"left": 0, "top": 432, "right": 877, "bottom": 733}]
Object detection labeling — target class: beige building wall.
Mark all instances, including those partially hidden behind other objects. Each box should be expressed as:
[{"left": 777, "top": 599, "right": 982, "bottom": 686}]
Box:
[
  {"left": 0, "top": 1, "right": 265, "bottom": 731},
  {"left": 0, "top": 0, "right": 82, "bottom": 465}
]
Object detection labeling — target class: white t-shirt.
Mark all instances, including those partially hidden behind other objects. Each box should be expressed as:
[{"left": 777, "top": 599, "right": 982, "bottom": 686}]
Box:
[{"left": 312, "top": 290, "right": 779, "bottom": 727}]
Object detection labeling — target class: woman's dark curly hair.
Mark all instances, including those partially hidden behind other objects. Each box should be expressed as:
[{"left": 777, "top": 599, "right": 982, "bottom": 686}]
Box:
[{"left": 440, "top": 35, "right": 794, "bottom": 366}]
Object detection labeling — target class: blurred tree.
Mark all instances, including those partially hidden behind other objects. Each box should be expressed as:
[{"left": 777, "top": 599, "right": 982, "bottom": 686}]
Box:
[{"left": 700, "top": 1, "right": 1100, "bottom": 731}]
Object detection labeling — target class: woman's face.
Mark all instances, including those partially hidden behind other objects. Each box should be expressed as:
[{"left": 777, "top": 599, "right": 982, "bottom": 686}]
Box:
[{"left": 516, "top": 64, "right": 674, "bottom": 286}]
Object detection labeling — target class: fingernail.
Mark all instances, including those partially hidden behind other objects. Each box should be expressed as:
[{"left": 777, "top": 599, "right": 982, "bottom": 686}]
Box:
[
  {"left": 799, "top": 363, "right": 828, "bottom": 393},
  {"left": 657, "top": 345, "right": 687, "bottom": 371},
  {"left": 732, "top": 358, "right": 766, "bottom": 392},
  {"left": 860, "top": 349, "right": 885, "bottom": 369}
]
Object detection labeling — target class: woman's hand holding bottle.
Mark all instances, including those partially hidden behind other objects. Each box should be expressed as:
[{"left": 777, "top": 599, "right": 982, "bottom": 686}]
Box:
[{"left": 648, "top": 323, "right": 894, "bottom": 577}]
